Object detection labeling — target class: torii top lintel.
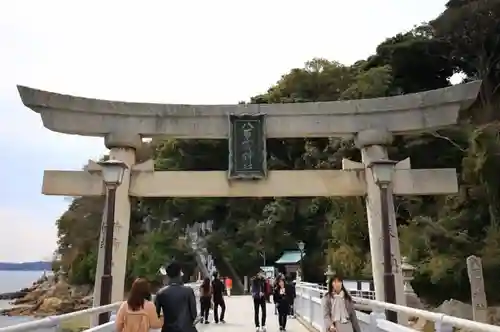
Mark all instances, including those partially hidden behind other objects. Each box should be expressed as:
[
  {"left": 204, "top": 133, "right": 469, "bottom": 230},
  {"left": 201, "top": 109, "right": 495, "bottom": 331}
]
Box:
[{"left": 16, "top": 81, "right": 481, "bottom": 139}]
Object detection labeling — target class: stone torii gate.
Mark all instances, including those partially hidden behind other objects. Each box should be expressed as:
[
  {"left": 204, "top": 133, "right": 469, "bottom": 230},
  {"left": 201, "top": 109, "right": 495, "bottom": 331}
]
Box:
[{"left": 17, "top": 81, "right": 481, "bottom": 316}]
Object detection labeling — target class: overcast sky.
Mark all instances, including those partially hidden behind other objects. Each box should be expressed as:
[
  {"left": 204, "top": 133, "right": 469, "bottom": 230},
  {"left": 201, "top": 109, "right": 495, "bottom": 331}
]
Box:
[{"left": 0, "top": 0, "right": 448, "bottom": 262}]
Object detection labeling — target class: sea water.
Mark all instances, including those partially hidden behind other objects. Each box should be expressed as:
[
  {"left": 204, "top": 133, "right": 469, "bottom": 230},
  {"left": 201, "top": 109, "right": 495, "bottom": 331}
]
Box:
[{"left": 0, "top": 271, "right": 47, "bottom": 328}]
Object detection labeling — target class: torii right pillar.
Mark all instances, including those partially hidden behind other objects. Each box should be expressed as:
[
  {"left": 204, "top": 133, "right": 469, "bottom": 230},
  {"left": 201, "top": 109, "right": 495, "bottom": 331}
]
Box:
[{"left": 355, "top": 129, "right": 406, "bottom": 320}]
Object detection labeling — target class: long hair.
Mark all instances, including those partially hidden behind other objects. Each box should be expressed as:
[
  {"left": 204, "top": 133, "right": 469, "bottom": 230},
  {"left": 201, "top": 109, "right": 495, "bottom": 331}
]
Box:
[
  {"left": 327, "top": 275, "right": 352, "bottom": 302},
  {"left": 277, "top": 278, "right": 285, "bottom": 289},
  {"left": 127, "top": 278, "right": 151, "bottom": 311},
  {"left": 202, "top": 277, "right": 211, "bottom": 294},
  {"left": 274, "top": 273, "right": 285, "bottom": 286}
]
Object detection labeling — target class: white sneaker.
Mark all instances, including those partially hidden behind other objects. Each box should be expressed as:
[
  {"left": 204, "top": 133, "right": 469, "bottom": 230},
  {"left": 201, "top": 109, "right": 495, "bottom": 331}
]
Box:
[
  {"left": 262, "top": 326, "right": 266, "bottom": 332},
  {"left": 255, "top": 327, "right": 261, "bottom": 332}
]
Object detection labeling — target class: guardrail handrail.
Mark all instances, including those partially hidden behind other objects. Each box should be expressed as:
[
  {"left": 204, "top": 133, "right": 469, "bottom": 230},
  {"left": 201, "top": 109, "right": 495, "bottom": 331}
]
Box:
[
  {"left": 354, "top": 297, "right": 500, "bottom": 332},
  {"left": 0, "top": 302, "right": 121, "bottom": 332},
  {"left": 0, "top": 282, "right": 201, "bottom": 332},
  {"left": 295, "top": 282, "right": 500, "bottom": 332}
]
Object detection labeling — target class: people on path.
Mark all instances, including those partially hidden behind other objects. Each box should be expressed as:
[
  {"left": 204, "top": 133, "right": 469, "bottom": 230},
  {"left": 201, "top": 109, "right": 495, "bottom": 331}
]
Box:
[
  {"left": 273, "top": 278, "right": 293, "bottom": 331},
  {"left": 265, "top": 278, "right": 272, "bottom": 303},
  {"left": 199, "top": 277, "right": 212, "bottom": 324},
  {"left": 211, "top": 272, "right": 226, "bottom": 323},
  {"left": 225, "top": 276, "right": 233, "bottom": 296},
  {"left": 115, "top": 278, "right": 162, "bottom": 332},
  {"left": 155, "top": 262, "right": 198, "bottom": 332},
  {"left": 252, "top": 269, "right": 268, "bottom": 331},
  {"left": 322, "top": 275, "right": 361, "bottom": 332},
  {"left": 273, "top": 274, "right": 284, "bottom": 315}
]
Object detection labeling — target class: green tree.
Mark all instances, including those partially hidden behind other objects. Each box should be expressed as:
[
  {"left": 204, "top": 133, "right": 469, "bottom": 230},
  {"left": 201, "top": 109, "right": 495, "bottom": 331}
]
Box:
[{"left": 52, "top": 6, "right": 500, "bottom": 305}]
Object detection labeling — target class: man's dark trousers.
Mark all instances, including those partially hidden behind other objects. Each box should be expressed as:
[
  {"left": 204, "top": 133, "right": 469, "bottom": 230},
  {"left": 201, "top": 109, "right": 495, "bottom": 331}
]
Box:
[
  {"left": 253, "top": 297, "right": 266, "bottom": 327},
  {"left": 213, "top": 297, "right": 226, "bottom": 323}
]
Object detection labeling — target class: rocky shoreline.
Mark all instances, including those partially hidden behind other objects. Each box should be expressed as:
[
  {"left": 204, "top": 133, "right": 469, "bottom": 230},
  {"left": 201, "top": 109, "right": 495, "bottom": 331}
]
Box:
[
  {"left": 0, "top": 275, "right": 92, "bottom": 317},
  {"left": 0, "top": 290, "right": 29, "bottom": 300}
]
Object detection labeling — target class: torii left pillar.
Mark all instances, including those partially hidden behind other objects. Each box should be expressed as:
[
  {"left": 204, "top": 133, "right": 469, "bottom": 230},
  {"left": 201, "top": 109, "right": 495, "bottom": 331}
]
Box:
[{"left": 91, "top": 133, "right": 139, "bottom": 326}]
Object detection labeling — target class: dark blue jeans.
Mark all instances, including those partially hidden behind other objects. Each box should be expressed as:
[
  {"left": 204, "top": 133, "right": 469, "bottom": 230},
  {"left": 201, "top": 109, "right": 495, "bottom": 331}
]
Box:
[{"left": 253, "top": 297, "right": 266, "bottom": 327}]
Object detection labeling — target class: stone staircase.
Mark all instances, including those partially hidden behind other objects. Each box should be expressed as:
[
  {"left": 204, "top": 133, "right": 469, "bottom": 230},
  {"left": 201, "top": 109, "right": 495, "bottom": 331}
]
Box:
[{"left": 186, "top": 221, "right": 216, "bottom": 278}]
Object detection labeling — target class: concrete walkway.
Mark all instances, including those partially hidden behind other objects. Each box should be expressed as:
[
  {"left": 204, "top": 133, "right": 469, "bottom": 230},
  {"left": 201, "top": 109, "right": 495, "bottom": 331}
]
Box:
[{"left": 197, "top": 296, "right": 309, "bottom": 332}]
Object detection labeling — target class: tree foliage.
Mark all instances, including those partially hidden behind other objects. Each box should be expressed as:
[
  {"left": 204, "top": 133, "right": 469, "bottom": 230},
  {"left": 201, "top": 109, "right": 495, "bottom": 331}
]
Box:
[{"left": 54, "top": 1, "right": 500, "bottom": 304}]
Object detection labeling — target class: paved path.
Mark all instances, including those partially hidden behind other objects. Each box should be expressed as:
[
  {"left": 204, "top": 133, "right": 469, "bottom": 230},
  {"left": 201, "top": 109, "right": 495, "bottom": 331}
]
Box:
[{"left": 197, "top": 296, "right": 309, "bottom": 332}]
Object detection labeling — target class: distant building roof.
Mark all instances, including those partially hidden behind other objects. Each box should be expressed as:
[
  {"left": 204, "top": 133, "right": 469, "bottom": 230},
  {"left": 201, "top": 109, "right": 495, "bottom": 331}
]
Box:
[{"left": 275, "top": 250, "right": 304, "bottom": 264}]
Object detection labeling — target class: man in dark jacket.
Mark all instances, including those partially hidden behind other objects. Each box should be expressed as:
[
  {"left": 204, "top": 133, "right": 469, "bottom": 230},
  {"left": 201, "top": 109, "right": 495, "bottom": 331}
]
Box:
[
  {"left": 211, "top": 272, "right": 226, "bottom": 323},
  {"left": 155, "top": 262, "right": 197, "bottom": 332},
  {"left": 251, "top": 269, "right": 267, "bottom": 331}
]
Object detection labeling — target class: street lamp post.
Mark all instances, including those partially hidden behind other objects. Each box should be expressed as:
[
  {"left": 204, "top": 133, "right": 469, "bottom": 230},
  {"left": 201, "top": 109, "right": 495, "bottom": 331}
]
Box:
[
  {"left": 97, "top": 159, "right": 128, "bottom": 325},
  {"left": 368, "top": 159, "right": 397, "bottom": 323},
  {"left": 297, "top": 241, "right": 305, "bottom": 281},
  {"left": 324, "top": 264, "right": 335, "bottom": 284},
  {"left": 260, "top": 251, "right": 266, "bottom": 266}
]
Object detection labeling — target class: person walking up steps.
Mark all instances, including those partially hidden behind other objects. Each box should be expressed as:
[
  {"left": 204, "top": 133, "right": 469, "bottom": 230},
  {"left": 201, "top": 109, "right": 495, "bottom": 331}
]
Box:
[
  {"left": 273, "top": 278, "right": 293, "bottom": 331},
  {"left": 252, "top": 269, "right": 267, "bottom": 331},
  {"left": 212, "top": 272, "right": 226, "bottom": 323},
  {"left": 199, "top": 277, "right": 212, "bottom": 324}
]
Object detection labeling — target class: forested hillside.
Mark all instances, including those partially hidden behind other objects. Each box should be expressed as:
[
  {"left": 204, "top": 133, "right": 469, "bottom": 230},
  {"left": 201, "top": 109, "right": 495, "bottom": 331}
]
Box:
[{"left": 54, "top": 0, "right": 500, "bottom": 305}]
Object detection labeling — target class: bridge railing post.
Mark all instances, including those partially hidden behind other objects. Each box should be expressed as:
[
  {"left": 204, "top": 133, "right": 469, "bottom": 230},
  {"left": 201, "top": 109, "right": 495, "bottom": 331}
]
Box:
[
  {"left": 294, "top": 282, "right": 326, "bottom": 331},
  {"left": 295, "top": 285, "right": 302, "bottom": 319},
  {"left": 308, "top": 287, "right": 314, "bottom": 326},
  {"left": 435, "top": 314, "right": 453, "bottom": 332},
  {"left": 47, "top": 316, "right": 61, "bottom": 332},
  {"left": 369, "top": 310, "right": 385, "bottom": 332}
]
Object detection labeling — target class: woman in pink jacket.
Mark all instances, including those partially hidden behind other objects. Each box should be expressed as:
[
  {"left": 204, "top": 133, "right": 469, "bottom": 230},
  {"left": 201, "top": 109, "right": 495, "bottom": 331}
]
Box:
[{"left": 116, "top": 278, "right": 163, "bottom": 332}]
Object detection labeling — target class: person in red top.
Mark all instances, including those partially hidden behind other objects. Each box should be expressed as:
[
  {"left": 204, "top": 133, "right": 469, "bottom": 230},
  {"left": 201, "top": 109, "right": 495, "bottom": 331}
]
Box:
[
  {"left": 265, "top": 278, "right": 272, "bottom": 303},
  {"left": 225, "top": 277, "right": 233, "bottom": 296}
]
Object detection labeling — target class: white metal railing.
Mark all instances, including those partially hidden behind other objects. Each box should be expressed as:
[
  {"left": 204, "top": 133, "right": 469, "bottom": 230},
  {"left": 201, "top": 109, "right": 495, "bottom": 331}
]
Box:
[
  {"left": 294, "top": 282, "right": 500, "bottom": 332},
  {"left": 298, "top": 281, "right": 375, "bottom": 300},
  {"left": 0, "top": 282, "right": 201, "bottom": 332}
]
